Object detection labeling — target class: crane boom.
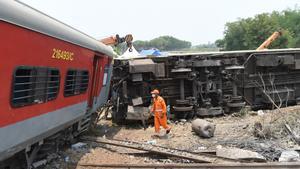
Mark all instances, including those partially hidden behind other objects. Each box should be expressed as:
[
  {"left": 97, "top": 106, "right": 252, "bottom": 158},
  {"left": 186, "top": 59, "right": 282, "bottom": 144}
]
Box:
[{"left": 257, "top": 31, "right": 282, "bottom": 50}]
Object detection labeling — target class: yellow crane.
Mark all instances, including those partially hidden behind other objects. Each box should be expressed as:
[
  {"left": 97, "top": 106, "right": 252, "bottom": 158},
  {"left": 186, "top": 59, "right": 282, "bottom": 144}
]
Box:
[{"left": 256, "top": 31, "right": 282, "bottom": 50}]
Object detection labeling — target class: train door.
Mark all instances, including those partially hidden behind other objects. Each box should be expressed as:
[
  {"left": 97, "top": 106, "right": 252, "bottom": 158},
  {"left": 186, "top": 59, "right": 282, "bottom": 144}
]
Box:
[{"left": 88, "top": 55, "right": 103, "bottom": 107}]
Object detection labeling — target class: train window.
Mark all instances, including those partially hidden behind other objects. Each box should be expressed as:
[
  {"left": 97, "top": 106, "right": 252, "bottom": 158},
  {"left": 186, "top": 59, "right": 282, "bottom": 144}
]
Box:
[
  {"left": 80, "top": 71, "right": 89, "bottom": 92},
  {"left": 47, "top": 69, "right": 60, "bottom": 100},
  {"left": 64, "top": 69, "right": 89, "bottom": 97},
  {"left": 64, "top": 70, "right": 76, "bottom": 96},
  {"left": 102, "top": 65, "right": 109, "bottom": 86},
  {"left": 12, "top": 66, "right": 60, "bottom": 107}
]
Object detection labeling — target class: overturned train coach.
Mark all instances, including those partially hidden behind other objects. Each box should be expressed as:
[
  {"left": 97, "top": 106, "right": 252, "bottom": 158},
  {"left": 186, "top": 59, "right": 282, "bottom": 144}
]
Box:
[
  {"left": 111, "top": 48, "right": 300, "bottom": 122},
  {"left": 0, "top": 0, "right": 114, "bottom": 167}
]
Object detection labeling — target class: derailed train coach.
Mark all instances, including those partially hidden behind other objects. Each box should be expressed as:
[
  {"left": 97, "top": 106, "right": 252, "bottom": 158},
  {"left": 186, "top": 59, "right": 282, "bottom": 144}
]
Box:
[
  {"left": 111, "top": 49, "right": 300, "bottom": 123},
  {"left": 0, "top": 0, "right": 114, "bottom": 167}
]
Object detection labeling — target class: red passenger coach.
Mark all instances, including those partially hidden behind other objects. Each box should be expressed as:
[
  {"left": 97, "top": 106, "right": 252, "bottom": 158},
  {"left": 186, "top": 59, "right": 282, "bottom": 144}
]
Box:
[{"left": 0, "top": 0, "right": 114, "bottom": 166}]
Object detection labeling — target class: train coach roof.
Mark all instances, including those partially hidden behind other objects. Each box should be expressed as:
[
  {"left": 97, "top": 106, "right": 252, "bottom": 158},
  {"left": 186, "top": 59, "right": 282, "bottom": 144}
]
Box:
[
  {"left": 115, "top": 48, "right": 300, "bottom": 60},
  {"left": 167, "top": 48, "right": 300, "bottom": 57},
  {"left": 0, "top": 0, "right": 115, "bottom": 58}
]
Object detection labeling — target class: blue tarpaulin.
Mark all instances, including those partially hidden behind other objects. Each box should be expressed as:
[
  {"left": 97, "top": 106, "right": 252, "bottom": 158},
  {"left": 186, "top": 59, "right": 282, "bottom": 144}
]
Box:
[{"left": 140, "top": 49, "right": 161, "bottom": 56}]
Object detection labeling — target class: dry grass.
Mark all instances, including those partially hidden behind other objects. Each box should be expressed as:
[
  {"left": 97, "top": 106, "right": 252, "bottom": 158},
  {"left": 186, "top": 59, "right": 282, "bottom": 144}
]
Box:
[{"left": 254, "top": 108, "right": 300, "bottom": 141}]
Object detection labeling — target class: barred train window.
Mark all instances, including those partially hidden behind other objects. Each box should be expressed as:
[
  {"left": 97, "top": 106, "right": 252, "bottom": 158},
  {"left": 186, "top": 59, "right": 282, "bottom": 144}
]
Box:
[
  {"left": 64, "top": 69, "right": 89, "bottom": 96},
  {"left": 12, "top": 66, "right": 60, "bottom": 107}
]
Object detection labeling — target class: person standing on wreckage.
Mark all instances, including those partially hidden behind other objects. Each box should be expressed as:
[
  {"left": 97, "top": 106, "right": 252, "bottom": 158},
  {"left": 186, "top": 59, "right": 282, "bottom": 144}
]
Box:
[{"left": 150, "top": 89, "right": 171, "bottom": 136}]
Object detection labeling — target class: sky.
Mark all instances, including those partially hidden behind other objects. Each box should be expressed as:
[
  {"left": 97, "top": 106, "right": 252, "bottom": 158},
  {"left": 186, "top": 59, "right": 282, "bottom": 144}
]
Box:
[{"left": 20, "top": 0, "right": 299, "bottom": 45}]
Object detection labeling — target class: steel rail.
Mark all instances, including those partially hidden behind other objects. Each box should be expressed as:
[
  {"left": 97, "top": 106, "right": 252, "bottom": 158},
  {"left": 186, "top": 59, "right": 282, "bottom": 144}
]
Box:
[
  {"left": 111, "top": 138, "right": 217, "bottom": 155},
  {"left": 82, "top": 136, "right": 240, "bottom": 163},
  {"left": 78, "top": 162, "right": 300, "bottom": 169}
]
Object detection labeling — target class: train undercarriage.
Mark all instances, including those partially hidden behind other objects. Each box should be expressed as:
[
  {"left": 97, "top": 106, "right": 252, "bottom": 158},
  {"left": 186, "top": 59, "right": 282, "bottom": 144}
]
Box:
[
  {"left": 0, "top": 112, "right": 96, "bottom": 169},
  {"left": 111, "top": 49, "right": 300, "bottom": 123}
]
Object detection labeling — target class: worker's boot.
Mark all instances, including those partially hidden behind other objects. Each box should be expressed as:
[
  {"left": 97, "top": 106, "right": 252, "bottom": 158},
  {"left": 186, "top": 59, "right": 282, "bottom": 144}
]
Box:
[{"left": 166, "top": 128, "right": 171, "bottom": 134}]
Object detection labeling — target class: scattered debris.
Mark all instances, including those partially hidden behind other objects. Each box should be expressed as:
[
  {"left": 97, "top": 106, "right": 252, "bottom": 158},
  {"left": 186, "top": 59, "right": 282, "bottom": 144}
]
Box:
[
  {"left": 242, "top": 124, "right": 249, "bottom": 129},
  {"left": 32, "top": 159, "right": 47, "bottom": 168},
  {"left": 249, "top": 111, "right": 259, "bottom": 116},
  {"left": 197, "top": 146, "right": 207, "bottom": 150},
  {"left": 257, "top": 110, "right": 264, "bottom": 116},
  {"left": 46, "top": 153, "right": 59, "bottom": 162},
  {"left": 253, "top": 122, "right": 271, "bottom": 139},
  {"left": 53, "top": 163, "right": 60, "bottom": 169},
  {"left": 219, "top": 139, "right": 284, "bottom": 161},
  {"left": 146, "top": 140, "right": 157, "bottom": 145},
  {"left": 180, "top": 119, "right": 187, "bottom": 123},
  {"left": 279, "top": 150, "right": 300, "bottom": 162},
  {"left": 191, "top": 119, "right": 215, "bottom": 138},
  {"left": 71, "top": 142, "right": 87, "bottom": 151},
  {"left": 64, "top": 156, "right": 70, "bottom": 162},
  {"left": 284, "top": 124, "right": 300, "bottom": 145},
  {"left": 216, "top": 147, "right": 266, "bottom": 162}
]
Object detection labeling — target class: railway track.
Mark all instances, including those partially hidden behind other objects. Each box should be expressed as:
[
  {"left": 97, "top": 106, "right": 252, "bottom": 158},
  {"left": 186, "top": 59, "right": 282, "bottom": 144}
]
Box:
[
  {"left": 80, "top": 137, "right": 300, "bottom": 169},
  {"left": 78, "top": 162, "right": 300, "bottom": 169},
  {"left": 82, "top": 136, "right": 241, "bottom": 164}
]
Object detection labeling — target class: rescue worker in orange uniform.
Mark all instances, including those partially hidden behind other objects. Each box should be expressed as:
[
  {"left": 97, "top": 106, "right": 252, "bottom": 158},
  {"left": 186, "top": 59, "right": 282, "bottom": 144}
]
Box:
[{"left": 150, "top": 89, "right": 171, "bottom": 135}]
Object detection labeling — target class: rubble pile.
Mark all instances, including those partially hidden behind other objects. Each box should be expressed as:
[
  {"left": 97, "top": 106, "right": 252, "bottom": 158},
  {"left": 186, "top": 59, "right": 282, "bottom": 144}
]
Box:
[{"left": 218, "top": 139, "right": 284, "bottom": 161}]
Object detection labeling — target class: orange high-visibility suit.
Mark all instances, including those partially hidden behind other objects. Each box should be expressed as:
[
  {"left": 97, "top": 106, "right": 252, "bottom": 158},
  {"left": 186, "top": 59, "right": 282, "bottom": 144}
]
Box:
[{"left": 151, "top": 96, "right": 171, "bottom": 133}]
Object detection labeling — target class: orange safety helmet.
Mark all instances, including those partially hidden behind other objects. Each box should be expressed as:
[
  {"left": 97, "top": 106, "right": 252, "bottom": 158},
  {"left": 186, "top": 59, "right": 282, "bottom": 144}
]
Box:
[{"left": 151, "top": 89, "right": 159, "bottom": 94}]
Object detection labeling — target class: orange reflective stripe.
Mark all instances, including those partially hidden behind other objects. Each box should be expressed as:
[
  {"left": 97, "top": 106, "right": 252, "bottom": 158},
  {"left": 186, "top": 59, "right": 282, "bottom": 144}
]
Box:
[{"left": 153, "top": 96, "right": 167, "bottom": 114}]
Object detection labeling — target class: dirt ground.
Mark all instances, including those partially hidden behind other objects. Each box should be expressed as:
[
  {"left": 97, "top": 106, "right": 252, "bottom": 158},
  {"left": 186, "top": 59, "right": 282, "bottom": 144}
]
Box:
[{"left": 44, "top": 105, "right": 300, "bottom": 169}]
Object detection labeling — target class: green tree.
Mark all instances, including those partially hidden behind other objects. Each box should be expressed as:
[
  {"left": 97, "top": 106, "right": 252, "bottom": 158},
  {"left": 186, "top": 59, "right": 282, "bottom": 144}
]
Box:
[
  {"left": 134, "top": 36, "right": 191, "bottom": 51},
  {"left": 216, "top": 8, "right": 299, "bottom": 50},
  {"left": 276, "top": 9, "right": 300, "bottom": 47}
]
